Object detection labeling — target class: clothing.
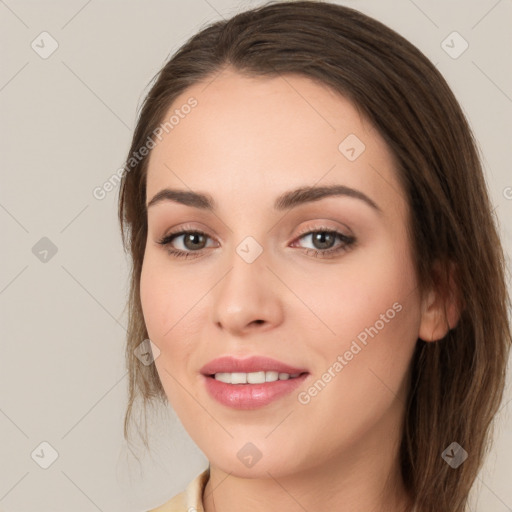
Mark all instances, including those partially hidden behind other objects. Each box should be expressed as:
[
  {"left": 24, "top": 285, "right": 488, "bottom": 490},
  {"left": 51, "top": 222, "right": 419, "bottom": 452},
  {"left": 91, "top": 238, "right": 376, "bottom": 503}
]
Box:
[{"left": 147, "top": 467, "right": 210, "bottom": 512}]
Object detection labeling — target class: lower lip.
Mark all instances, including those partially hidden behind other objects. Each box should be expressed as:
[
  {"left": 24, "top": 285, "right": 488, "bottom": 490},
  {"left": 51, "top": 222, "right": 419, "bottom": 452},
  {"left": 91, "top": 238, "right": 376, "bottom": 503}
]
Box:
[{"left": 203, "top": 373, "right": 309, "bottom": 409}]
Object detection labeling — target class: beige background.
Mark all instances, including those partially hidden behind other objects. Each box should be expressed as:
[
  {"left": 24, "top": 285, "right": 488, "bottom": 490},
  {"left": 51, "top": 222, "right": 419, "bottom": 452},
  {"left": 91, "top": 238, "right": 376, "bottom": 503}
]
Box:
[{"left": 0, "top": 0, "right": 511, "bottom": 510}]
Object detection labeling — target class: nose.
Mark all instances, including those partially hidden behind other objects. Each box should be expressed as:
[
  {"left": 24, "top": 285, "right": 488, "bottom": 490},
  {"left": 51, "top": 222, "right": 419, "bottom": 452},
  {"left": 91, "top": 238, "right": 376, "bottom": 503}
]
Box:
[{"left": 211, "top": 244, "right": 285, "bottom": 336}]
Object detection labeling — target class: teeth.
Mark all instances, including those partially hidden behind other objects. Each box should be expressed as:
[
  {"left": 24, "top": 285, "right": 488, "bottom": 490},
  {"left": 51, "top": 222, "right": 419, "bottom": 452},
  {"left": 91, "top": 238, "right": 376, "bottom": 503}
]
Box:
[{"left": 213, "top": 371, "right": 302, "bottom": 384}]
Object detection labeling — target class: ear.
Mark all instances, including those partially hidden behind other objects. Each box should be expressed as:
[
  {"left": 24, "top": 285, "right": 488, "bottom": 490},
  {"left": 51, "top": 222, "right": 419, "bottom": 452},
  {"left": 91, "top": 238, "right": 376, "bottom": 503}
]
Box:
[{"left": 418, "top": 260, "right": 462, "bottom": 342}]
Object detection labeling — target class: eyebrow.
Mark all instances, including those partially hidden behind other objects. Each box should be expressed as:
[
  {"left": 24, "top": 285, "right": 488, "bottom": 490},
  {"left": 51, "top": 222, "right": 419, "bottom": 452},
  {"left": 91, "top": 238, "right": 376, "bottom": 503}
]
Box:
[{"left": 146, "top": 184, "right": 381, "bottom": 214}]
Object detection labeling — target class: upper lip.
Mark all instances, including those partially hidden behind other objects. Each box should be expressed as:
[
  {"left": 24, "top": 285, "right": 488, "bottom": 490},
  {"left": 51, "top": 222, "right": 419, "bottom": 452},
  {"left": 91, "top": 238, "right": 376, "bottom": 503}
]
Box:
[{"left": 200, "top": 356, "right": 308, "bottom": 376}]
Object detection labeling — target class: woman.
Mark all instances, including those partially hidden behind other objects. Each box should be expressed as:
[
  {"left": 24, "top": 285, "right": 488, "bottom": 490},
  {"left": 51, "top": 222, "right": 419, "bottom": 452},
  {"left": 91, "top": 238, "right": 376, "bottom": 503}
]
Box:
[{"left": 118, "top": 1, "right": 511, "bottom": 511}]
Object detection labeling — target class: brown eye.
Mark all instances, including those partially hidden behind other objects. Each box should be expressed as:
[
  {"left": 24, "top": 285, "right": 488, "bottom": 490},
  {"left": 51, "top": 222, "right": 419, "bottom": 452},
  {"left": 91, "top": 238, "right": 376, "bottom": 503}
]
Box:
[
  {"left": 180, "top": 232, "right": 208, "bottom": 250},
  {"left": 293, "top": 228, "right": 356, "bottom": 259},
  {"left": 157, "top": 230, "right": 215, "bottom": 259}
]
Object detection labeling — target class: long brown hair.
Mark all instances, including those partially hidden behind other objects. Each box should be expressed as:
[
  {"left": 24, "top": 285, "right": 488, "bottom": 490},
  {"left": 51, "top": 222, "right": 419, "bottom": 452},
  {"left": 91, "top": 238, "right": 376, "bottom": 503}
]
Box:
[{"left": 118, "top": 1, "right": 511, "bottom": 510}]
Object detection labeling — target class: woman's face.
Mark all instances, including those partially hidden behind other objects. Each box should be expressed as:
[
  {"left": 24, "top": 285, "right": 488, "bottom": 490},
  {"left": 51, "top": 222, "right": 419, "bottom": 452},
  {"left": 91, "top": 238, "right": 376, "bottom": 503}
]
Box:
[{"left": 140, "top": 68, "right": 426, "bottom": 478}]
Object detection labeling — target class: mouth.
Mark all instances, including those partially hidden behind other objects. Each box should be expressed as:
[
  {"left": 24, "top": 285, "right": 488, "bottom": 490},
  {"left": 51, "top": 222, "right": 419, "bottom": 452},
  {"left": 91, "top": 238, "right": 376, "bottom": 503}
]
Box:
[
  {"left": 206, "top": 371, "right": 307, "bottom": 384},
  {"left": 200, "top": 354, "right": 308, "bottom": 376},
  {"left": 201, "top": 356, "right": 310, "bottom": 410},
  {"left": 202, "top": 372, "right": 309, "bottom": 409},
  {"left": 200, "top": 355, "right": 310, "bottom": 409}
]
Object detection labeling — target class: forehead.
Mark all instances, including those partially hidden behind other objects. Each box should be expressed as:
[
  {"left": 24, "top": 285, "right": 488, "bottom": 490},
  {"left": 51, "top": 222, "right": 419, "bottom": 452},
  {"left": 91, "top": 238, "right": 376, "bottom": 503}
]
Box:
[{"left": 145, "top": 68, "right": 404, "bottom": 217}]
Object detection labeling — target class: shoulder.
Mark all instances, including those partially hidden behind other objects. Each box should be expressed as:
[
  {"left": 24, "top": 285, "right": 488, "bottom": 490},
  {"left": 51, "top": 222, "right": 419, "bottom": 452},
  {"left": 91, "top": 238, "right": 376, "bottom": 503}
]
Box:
[{"left": 147, "top": 467, "right": 210, "bottom": 512}]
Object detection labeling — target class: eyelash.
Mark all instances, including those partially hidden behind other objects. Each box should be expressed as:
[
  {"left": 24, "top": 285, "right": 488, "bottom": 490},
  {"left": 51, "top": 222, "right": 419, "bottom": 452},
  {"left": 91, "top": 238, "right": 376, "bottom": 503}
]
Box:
[{"left": 157, "top": 225, "right": 356, "bottom": 260}]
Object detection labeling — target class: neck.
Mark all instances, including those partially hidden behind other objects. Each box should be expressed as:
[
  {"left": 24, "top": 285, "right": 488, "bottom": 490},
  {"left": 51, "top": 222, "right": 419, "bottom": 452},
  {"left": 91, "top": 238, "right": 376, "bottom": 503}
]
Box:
[{"left": 202, "top": 406, "right": 413, "bottom": 512}]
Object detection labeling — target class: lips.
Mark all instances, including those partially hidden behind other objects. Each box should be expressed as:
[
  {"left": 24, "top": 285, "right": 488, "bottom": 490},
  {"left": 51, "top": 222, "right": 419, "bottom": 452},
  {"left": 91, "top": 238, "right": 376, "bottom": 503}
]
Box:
[
  {"left": 200, "top": 355, "right": 307, "bottom": 376},
  {"left": 200, "top": 355, "right": 310, "bottom": 409}
]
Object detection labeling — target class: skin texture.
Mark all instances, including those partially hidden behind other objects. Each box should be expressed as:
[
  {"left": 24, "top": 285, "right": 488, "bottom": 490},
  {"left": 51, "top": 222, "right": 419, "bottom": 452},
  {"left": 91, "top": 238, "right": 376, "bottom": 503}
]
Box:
[{"left": 140, "top": 67, "right": 458, "bottom": 512}]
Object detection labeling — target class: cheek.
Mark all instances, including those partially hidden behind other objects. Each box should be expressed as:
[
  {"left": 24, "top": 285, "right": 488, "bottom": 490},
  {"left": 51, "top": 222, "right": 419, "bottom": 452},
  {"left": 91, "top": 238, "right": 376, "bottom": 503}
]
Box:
[
  {"left": 293, "top": 276, "right": 419, "bottom": 465},
  {"left": 291, "top": 237, "right": 419, "bottom": 350},
  {"left": 300, "top": 236, "right": 420, "bottom": 404},
  {"left": 140, "top": 251, "right": 208, "bottom": 380},
  {"left": 140, "top": 259, "right": 168, "bottom": 339},
  {"left": 140, "top": 251, "right": 194, "bottom": 339},
  {"left": 140, "top": 255, "right": 184, "bottom": 384}
]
